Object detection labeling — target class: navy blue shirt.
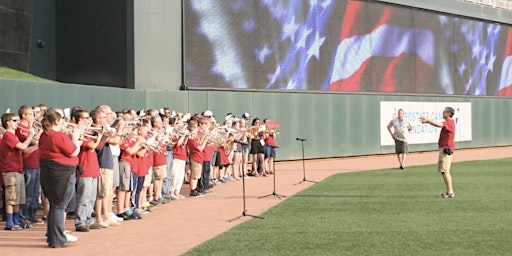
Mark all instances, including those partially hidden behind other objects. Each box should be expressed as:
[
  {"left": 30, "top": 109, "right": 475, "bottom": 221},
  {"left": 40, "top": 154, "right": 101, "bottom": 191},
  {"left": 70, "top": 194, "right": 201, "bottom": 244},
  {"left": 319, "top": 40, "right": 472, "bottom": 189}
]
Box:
[{"left": 97, "top": 143, "right": 114, "bottom": 169}]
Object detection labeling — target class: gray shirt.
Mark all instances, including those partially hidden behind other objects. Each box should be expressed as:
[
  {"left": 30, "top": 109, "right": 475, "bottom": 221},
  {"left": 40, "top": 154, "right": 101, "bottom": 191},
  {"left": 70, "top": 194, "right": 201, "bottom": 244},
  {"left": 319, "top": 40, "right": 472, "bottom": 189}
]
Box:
[{"left": 387, "top": 118, "right": 412, "bottom": 142}]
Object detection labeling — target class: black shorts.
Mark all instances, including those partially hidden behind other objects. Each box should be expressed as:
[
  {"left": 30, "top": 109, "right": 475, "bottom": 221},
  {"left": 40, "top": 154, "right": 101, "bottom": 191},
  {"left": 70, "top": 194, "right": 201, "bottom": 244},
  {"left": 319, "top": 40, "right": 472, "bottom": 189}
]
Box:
[{"left": 250, "top": 140, "right": 264, "bottom": 154}]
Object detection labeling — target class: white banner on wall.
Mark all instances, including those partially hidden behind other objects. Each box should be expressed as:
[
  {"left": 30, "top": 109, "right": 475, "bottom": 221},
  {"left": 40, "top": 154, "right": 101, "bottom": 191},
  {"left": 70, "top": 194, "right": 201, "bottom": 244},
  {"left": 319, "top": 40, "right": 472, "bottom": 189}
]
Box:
[{"left": 380, "top": 101, "right": 472, "bottom": 146}]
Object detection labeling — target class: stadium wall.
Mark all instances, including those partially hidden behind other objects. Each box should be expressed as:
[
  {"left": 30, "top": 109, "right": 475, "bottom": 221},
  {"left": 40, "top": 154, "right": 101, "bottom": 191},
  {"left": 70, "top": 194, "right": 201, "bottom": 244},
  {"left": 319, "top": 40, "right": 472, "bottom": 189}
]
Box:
[{"left": 1, "top": 78, "right": 511, "bottom": 161}]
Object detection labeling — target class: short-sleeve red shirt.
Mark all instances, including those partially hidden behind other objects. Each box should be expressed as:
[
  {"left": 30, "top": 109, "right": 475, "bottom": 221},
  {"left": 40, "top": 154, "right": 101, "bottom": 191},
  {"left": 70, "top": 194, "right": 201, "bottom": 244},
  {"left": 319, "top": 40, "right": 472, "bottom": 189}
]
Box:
[
  {"left": 39, "top": 130, "right": 78, "bottom": 166},
  {"left": 16, "top": 123, "right": 40, "bottom": 168},
  {"left": 78, "top": 138, "right": 100, "bottom": 178},
  {"left": 173, "top": 143, "right": 187, "bottom": 161},
  {"left": 439, "top": 119, "right": 455, "bottom": 149},
  {"left": 187, "top": 138, "right": 203, "bottom": 164},
  {"left": 0, "top": 132, "right": 23, "bottom": 174}
]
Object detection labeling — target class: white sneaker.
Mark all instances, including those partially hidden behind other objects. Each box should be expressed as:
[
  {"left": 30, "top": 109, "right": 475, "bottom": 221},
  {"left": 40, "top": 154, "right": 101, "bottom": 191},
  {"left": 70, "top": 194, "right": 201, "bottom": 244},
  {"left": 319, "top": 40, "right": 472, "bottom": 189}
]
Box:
[
  {"left": 106, "top": 219, "right": 121, "bottom": 226},
  {"left": 65, "top": 233, "right": 78, "bottom": 242},
  {"left": 170, "top": 195, "right": 180, "bottom": 200},
  {"left": 109, "top": 212, "right": 123, "bottom": 222}
]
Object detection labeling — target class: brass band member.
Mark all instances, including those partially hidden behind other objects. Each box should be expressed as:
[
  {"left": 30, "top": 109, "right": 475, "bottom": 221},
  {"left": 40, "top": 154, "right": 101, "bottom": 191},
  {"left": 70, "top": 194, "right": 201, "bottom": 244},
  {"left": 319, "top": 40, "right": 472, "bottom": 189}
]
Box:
[
  {"left": 1, "top": 112, "right": 36, "bottom": 231},
  {"left": 39, "top": 108, "right": 80, "bottom": 247},
  {"left": 249, "top": 117, "right": 266, "bottom": 176},
  {"left": 16, "top": 105, "right": 43, "bottom": 225}
]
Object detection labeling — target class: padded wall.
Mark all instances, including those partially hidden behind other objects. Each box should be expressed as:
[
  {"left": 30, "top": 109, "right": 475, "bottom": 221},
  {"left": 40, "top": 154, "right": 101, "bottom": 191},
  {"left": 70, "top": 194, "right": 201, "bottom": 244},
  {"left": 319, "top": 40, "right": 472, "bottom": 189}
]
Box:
[{"left": 1, "top": 78, "right": 511, "bottom": 161}]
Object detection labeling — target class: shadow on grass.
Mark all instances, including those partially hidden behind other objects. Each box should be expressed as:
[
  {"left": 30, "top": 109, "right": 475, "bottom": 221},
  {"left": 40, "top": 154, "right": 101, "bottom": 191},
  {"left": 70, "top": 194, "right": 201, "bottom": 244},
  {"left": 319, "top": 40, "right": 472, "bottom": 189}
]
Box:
[{"left": 294, "top": 194, "right": 427, "bottom": 199}]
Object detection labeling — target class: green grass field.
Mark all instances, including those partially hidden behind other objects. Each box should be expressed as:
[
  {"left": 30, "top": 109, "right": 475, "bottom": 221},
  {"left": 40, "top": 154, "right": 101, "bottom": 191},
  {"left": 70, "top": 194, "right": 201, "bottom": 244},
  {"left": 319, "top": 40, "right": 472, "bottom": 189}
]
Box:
[
  {"left": 185, "top": 158, "right": 512, "bottom": 256},
  {"left": 0, "top": 67, "right": 53, "bottom": 82}
]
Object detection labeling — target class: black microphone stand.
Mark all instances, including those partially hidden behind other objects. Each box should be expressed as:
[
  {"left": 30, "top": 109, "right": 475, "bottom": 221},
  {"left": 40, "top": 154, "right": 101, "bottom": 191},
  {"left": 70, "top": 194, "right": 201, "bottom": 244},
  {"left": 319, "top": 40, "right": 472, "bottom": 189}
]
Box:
[
  {"left": 294, "top": 138, "right": 317, "bottom": 185},
  {"left": 228, "top": 160, "right": 264, "bottom": 222},
  {"left": 259, "top": 146, "right": 286, "bottom": 199}
]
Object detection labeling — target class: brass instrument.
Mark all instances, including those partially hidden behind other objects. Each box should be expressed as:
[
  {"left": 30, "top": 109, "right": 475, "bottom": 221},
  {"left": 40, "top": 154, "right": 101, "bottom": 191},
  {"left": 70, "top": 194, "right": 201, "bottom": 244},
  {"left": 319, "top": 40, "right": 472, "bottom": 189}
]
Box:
[
  {"left": 122, "top": 120, "right": 141, "bottom": 129},
  {"left": 18, "top": 121, "right": 42, "bottom": 142},
  {"left": 61, "top": 122, "right": 78, "bottom": 134}
]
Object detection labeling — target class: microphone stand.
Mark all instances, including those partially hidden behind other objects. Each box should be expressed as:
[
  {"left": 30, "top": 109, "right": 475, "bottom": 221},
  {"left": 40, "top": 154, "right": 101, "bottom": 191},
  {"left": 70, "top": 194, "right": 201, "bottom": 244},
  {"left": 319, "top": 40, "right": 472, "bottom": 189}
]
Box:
[
  {"left": 228, "top": 165, "right": 264, "bottom": 222},
  {"left": 258, "top": 146, "right": 286, "bottom": 199},
  {"left": 294, "top": 138, "right": 316, "bottom": 185}
]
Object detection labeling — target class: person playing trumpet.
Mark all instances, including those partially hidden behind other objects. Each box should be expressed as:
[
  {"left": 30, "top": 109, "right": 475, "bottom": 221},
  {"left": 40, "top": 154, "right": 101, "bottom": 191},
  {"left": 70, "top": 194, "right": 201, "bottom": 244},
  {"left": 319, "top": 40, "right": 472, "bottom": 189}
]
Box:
[
  {"left": 73, "top": 109, "right": 104, "bottom": 232},
  {"left": 263, "top": 118, "right": 278, "bottom": 175},
  {"left": 249, "top": 117, "right": 266, "bottom": 176},
  {"left": 186, "top": 120, "right": 208, "bottom": 197},
  {"left": 90, "top": 106, "right": 123, "bottom": 228},
  {"left": 16, "top": 105, "right": 43, "bottom": 226},
  {"left": 149, "top": 115, "right": 168, "bottom": 206},
  {"left": 117, "top": 124, "right": 145, "bottom": 219},
  {"left": 38, "top": 108, "right": 80, "bottom": 247},
  {"left": 1, "top": 112, "right": 37, "bottom": 231}
]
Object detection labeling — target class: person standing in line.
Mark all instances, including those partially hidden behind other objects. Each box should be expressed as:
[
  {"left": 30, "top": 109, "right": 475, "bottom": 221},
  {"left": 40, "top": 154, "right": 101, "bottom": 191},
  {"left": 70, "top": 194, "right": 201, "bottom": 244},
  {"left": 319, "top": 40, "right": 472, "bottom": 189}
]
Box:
[
  {"left": 387, "top": 109, "right": 412, "bottom": 169},
  {"left": 16, "top": 105, "right": 43, "bottom": 226},
  {"left": 420, "top": 107, "right": 456, "bottom": 198},
  {"left": 263, "top": 118, "right": 279, "bottom": 175},
  {"left": 74, "top": 109, "right": 102, "bottom": 232},
  {"left": 1, "top": 113, "right": 36, "bottom": 231},
  {"left": 186, "top": 120, "right": 207, "bottom": 197},
  {"left": 249, "top": 117, "right": 266, "bottom": 176},
  {"left": 39, "top": 108, "right": 80, "bottom": 247}
]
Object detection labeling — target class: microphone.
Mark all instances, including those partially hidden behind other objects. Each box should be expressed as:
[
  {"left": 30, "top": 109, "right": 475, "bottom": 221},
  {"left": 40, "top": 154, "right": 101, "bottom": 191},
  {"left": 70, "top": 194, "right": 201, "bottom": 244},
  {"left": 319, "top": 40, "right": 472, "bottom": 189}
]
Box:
[{"left": 296, "top": 138, "right": 306, "bottom": 141}]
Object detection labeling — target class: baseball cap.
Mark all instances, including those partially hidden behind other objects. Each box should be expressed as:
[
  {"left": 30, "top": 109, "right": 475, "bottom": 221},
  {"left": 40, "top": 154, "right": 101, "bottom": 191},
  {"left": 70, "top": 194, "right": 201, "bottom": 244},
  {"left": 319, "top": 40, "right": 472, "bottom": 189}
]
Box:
[
  {"left": 203, "top": 110, "right": 214, "bottom": 117},
  {"left": 242, "top": 112, "right": 250, "bottom": 119},
  {"left": 225, "top": 114, "right": 234, "bottom": 121}
]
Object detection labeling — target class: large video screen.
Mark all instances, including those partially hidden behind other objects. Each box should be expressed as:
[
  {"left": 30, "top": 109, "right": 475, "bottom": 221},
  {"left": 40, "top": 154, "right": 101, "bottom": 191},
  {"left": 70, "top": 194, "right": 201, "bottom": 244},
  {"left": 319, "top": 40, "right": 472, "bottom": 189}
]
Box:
[{"left": 184, "top": 0, "right": 512, "bottom": 96}]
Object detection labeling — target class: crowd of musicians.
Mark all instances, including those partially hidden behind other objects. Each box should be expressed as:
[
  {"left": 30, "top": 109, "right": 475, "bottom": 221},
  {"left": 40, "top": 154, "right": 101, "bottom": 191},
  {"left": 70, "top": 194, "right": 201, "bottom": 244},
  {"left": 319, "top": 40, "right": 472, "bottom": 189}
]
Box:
[{"left": 0, "top": 104, "right": 279, "bottom": 248}]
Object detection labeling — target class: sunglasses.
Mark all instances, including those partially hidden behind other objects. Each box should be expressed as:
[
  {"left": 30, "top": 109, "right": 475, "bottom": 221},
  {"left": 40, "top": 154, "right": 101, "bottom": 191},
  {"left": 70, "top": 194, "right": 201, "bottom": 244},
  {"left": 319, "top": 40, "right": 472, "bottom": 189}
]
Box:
[{"left": 10, "top": 119, "right": 20, "bottom": 122}]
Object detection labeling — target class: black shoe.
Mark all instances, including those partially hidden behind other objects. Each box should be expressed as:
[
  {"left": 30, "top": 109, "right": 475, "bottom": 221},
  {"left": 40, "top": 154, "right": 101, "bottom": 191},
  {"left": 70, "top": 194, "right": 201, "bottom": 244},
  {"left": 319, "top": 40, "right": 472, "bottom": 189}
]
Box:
[
  {"left": 117, "top": 213, "right": 131, "bottom": 221},
  {"left": 49, "top": 244, "right": 67, "bottom": 248},
  {"left": 150, "top": 199, "right": 162, "bottom": 206},
  {"left": 66, "top": 212, "right": 76, "bottom": 220},
  {"left": 130, "top": 211, "right": 142, "bottom": 220},
  {"left": 190, "top": 191, "right": 204, "bottom": 197},
  {"left": 76, "top": 225, "right": 90, "bottom": 232}
]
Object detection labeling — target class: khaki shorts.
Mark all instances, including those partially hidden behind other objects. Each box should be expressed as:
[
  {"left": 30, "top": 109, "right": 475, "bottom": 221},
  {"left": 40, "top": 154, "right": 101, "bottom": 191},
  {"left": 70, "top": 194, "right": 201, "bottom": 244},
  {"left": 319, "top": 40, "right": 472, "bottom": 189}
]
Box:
[
  {"left": 153, "top": 165, "right": 167, "bottom": 180},
  {"left": 97, "top": 168, "right": 113, "bottom": 197},
  {"left": 118, "top": 161, "right": 131, "bottom": 191},
  {"left": 438, "top": 148, "right": 453, "bottom": 173},
  {"left": 2, "top": 172, "right": 25, "bottom": 205},
  {"left": 144, "top": 167, "right": 153, "bottom": 187},
  {"left": 190, "top": 160, "right": 202, "bottom": 180}
]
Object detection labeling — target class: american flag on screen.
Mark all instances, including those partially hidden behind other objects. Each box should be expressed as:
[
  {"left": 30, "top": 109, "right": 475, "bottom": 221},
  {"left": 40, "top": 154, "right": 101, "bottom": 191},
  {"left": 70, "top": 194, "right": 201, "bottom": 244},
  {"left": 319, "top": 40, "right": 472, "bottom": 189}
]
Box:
[
  {"left": 190, "top": 0, "right": 336, "bottom": 90},
  {"left": 328, "top": 1, "right": 436, "bottom": 93},
  {"left": 497, "top": 30, "right": 512, "bottom": 96},
  {"left": 328, "top": 0, "right": 508, "bottom": 96},
  {"left": 442, "top": 16, "right": 503, "bottom": 96},
  {"left": 258, "top": 0, "right": 334, "bottom": 90}
]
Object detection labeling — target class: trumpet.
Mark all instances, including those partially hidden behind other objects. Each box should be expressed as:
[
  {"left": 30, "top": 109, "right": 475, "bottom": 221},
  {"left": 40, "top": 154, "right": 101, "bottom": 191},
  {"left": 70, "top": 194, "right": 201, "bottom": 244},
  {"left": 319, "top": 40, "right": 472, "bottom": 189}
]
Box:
[
  {"left": 18, "top": 122, "right": 42, "bottom": 142},
  {"left": 122, "top": 120, "right": 141, "bottom": 129},
  {"left": 61, "top": 122, "right": 78, "bottom": 134}
]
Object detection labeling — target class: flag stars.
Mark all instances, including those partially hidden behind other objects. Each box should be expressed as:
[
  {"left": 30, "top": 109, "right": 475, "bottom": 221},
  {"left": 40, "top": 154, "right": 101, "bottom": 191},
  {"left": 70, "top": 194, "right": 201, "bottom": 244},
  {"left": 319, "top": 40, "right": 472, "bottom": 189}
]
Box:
[
  {"left": 267, "top": 65, "right": 282, "bottom": 86},
  {"left": 306, "top": 31, "right": 326, "bottom": 63},
  {"left": 255, "top": 45, "right": 272, "bottom": 64},
  {"left": 282, "top": 15, "right": 300, "bottom": 41},
  {"left": 457, "top": 62, "right": 467, "bottom": 76},
  {"left": 296, "top": 27, "right": 312, "bottom": 49},
  {"left": 486, "top": 54, "right": 496, "bottom": 72},
  {"left": 471, "top": 43, "right": 481, "bottom": 59}
]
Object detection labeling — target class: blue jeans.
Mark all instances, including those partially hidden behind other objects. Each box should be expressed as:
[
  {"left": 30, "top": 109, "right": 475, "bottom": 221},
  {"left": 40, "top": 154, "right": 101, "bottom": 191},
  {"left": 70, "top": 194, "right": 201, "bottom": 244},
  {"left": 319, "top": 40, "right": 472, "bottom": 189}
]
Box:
[
  {"left": 162, "top": 151, "right": 174, "bottom": 199},
  {"left": 22, "top": 168, "right": 40, "bottom": 221},
  {"left": 47, "top": 174, "right": 76, "bottom": 247},
  {"left": 132, "top": 173, "right": 145, "bottom": 209},
  {"left": 75, "top": 177, "right": 97, "bottom": 227},
  {"left": 197, "top": 161, "right": 211, "bottom": 192}
]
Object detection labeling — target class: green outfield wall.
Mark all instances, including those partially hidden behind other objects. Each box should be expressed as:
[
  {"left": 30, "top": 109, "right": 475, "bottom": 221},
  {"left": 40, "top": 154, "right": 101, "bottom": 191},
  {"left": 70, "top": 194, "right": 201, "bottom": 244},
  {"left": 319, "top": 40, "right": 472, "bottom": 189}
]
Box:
[{"left": 2, "top": 78, "right": 511, "bottom": 161}]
